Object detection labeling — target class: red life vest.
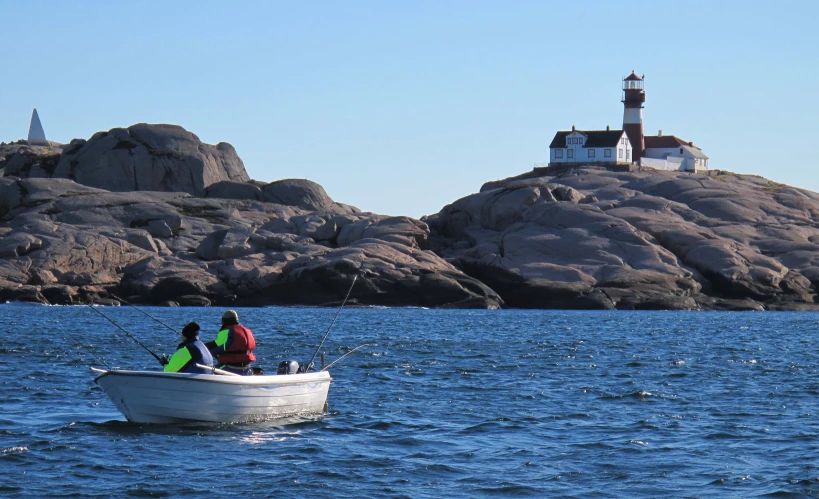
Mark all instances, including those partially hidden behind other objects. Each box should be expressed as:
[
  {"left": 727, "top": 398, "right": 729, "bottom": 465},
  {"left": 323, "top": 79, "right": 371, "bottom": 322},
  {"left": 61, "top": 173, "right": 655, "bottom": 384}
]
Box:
[{"left": 217, "top": 324, "right": 257, "bottom": 365}]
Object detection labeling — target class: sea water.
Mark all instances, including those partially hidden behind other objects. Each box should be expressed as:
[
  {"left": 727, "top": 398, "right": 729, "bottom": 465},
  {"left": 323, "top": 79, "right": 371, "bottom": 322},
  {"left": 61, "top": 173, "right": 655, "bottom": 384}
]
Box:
[{"left": 1, "top": 304, "right": 818, "bottom": 498}]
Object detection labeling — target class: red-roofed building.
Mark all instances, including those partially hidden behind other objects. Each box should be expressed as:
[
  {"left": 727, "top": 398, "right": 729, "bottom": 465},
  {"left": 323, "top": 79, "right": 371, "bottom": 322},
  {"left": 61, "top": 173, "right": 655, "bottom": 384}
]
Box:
[{"left": 642, "top": 131, "right": 709, "bottom": 171}]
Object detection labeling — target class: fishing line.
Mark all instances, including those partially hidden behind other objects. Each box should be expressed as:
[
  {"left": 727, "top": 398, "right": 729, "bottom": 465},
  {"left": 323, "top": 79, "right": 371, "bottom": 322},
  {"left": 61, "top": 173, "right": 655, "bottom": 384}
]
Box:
[
  {"left": 82, "top": 302, "right": 165, "bottom": 366},
  {"left": 305, "top": 274, "right": 358, "bottom": 372},
  {"left": 321, "top": 343, "right": 372, "bottom": 371},
  {"left": 108, "top": 293, "right": 177, "bottom": 333},
  {"left": 39, "top": 295, "right": 113, "bottom": 370}
]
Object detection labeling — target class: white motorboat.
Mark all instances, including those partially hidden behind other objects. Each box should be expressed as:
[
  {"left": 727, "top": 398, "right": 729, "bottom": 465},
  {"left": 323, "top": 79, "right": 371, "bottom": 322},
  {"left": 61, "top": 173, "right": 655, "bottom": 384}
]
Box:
[{"left": 94, "top": 369, "right": 332, "bottom": 424}]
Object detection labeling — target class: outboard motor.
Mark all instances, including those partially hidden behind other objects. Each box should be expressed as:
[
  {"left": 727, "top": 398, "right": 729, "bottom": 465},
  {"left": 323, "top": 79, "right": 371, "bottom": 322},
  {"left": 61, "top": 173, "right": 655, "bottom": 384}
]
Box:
[{"left": 277, "top": 360, "right": 300, "bottom": 375}]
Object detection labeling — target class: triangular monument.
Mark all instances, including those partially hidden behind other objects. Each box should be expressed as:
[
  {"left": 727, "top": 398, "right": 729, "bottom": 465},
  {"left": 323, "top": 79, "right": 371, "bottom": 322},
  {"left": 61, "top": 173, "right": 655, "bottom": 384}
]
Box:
[{"left": 28, "top": 108, "right": 47, "bottom": 142}]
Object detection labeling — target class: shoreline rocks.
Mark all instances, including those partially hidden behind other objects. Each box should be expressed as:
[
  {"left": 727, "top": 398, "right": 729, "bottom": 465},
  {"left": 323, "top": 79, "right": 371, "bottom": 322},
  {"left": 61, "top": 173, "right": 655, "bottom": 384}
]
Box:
[
  {"left": 4, "top": 124, "right": 819, "bottom": 310},
  {"left": 424, "top": 166, "right": 819, "bottom": 311},
  {"left": 0, "top": 125, "right": 503, "bottom": 308}
]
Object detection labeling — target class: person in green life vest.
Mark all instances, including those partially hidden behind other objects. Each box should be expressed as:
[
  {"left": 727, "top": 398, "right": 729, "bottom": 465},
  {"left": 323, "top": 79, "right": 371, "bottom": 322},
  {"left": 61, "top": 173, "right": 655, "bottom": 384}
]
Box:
[
  {"left": 205, "top": 310, "right": 257, "bottom": 375},
  {"left": 162, "top": 322, "right": 214, "bottom": 374}
]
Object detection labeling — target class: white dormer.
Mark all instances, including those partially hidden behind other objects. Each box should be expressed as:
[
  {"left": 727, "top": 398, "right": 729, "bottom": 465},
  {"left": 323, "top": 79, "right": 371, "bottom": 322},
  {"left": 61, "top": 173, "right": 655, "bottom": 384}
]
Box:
[{"left": 565, "top": 129, "right": 586, "bottom": 146}]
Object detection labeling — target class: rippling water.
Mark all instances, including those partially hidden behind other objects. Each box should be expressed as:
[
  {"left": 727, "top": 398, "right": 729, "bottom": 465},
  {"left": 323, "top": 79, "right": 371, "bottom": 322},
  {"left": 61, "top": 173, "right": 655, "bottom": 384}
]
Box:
[{"left": 2, "top": 304, "right": 819, "bottom": 497}]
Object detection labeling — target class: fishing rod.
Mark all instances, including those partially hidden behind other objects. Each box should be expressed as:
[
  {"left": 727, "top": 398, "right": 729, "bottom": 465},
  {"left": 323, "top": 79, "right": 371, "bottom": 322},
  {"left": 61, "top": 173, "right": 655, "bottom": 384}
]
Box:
[
  {"left": 321, "top": 343, "right": 371, "bottom": 371},
  {"left": 82, "top": 302, "right": 165, "bottom": 366},
  {"left": 39, "top": 295, "right": 113, "bottom": 370},
  {"left": 305, "top": 275, "right": 358, "bottom": 372},
  {"left": 108, "top": 293, "right": 177, "bottom": 333}
]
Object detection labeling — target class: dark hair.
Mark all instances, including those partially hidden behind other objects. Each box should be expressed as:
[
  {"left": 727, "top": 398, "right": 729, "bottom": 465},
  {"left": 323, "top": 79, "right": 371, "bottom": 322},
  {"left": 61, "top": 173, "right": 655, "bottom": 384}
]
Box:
[{"left": 181, "top": 322, "right": 200, "bottom": 338}]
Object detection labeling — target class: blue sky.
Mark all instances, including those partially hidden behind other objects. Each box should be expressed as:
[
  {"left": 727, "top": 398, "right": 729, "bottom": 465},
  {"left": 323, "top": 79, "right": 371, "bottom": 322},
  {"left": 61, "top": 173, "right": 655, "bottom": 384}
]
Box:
[{"left": 2, "top": 1, "right": 817, "bottom": 218}]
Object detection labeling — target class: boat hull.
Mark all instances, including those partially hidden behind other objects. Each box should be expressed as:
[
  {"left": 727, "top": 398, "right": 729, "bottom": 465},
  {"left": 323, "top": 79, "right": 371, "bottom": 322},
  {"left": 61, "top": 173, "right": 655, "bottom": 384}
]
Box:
[{"left": 95, "top": 370, "right": 331, "bottom": 423}]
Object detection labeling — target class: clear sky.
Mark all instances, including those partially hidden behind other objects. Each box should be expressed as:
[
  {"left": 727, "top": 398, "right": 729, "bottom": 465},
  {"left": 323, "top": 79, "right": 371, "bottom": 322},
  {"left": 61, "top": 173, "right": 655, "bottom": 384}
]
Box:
[{"left": 2, "top": 0, "right": 817, "bottom": 218}]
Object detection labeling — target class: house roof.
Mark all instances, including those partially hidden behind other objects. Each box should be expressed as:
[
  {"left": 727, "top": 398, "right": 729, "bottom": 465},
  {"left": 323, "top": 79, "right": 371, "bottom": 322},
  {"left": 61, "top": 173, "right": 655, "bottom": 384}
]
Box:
[
  {"left": 682, "top": 144, "right": 709, "bottom": 159},
  {"left": 644, "top": 135, "right": 685, "bottom": 148},
  {"left": 550, "top": 129, "right": 625, "bottom": 148},
  {"left": 549, "top": 131, "right": 573, "bottom": 148},
  {"left": 644, "top": 135, "right": 703, "bottom": 150},
  {"left": 624, "top": 72, "right": 642, "bottom": 81}
]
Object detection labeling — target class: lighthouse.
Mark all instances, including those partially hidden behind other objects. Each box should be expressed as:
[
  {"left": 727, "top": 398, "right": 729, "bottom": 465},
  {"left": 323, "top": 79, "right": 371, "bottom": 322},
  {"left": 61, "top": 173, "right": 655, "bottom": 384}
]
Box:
[{"left": 622, "top": 71, "right": 645, "bottom": 163}]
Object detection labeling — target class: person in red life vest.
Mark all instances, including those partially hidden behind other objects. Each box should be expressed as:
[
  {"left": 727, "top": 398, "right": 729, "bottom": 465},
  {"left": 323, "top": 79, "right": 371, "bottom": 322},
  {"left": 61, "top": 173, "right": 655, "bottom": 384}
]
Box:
[{"left": 205, "top": 310, "right": 257, "bottom": 375}]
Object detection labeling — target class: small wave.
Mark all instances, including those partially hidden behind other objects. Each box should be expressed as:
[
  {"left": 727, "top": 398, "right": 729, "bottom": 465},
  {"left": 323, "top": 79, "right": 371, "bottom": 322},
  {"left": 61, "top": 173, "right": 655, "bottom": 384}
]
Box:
[
  {"left": 573, "top": 441, "right": 614, "bottom": 449},
  {"left": 599, "top": 390, "right": 657, "bottom": 400},
  {"left": 359, "top": 421, "right": 403, "bottom": 431},
  {"left": 1, "top": 446, "right": 28, "bottom": 454},
  {"left": 787, "top": 477, "right": 819, "bottom": 486},
  {"left": 704, "top": 431, "right": 745, "bottom": 440},
  {"left": 423, "top": 463, "right": 459, "bottom": 473},
  {"left": 727, "top": 358, "right": 760, "bottom": 365},
  {"left": 475, "top": 484, "right": 542, "bottom": 495}
]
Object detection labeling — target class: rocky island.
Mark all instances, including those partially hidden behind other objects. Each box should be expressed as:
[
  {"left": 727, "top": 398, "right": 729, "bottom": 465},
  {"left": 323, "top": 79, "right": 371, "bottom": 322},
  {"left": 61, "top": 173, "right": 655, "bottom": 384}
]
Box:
[{"left": 2, "top": 124, "right": 818, "bottom": 311}]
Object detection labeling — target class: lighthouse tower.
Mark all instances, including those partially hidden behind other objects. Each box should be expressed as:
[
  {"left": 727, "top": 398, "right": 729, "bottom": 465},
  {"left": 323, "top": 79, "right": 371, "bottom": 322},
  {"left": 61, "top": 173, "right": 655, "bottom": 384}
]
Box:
[{"left": 622, "top": 71, "right": 645, "bottom": 163}]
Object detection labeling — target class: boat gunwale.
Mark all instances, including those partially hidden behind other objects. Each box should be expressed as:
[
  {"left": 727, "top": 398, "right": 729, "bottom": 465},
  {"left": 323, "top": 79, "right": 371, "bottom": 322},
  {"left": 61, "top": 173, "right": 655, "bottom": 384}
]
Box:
[{"left": 94, "top": 369, "right": 332, "bottom": 386}]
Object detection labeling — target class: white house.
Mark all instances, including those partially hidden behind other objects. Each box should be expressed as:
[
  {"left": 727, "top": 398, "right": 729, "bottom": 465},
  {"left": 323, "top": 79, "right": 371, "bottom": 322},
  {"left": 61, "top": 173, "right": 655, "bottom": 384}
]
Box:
[
  {"left": 549, "top": 126, "right": 633, "bottom": 166},
  {"left": 641, "top": 132, "right": 709, "bottom": 172}
]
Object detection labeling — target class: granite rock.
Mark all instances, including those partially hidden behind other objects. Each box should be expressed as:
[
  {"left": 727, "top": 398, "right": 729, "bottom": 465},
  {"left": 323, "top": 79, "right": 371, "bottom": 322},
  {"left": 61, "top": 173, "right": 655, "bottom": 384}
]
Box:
[
  {"left": 425, "top": 167, "right": 819, "bottom": 310},
  {"left": 47, "top": 124, "right": 249, "bottom": 195},
  {"left": 0, "top": 169, "right": 500, "bottom": 308}
]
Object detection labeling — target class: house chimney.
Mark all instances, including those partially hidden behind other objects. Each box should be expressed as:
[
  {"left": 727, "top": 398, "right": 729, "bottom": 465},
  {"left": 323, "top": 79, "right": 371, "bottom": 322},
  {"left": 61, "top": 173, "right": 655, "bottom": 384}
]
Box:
[
  {"left": 658, "top": 129, "right": 662, "bottom": 137},
  {"left": 606, "top": 125, "right": 610, "bottom": 131},
  {"left": 572, "top": 125, "right": 576, "bottom": 131},
  {"left": 689, "top": 141, "right": 693, "bottom": 146}
]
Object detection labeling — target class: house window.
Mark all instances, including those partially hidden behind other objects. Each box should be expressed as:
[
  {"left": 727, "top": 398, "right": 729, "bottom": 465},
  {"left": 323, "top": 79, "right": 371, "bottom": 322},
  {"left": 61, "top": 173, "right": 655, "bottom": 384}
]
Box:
[
  {"left": 567, "top": 149, "right": 574, "bottom": 159},
  {"left": 627, "top": 150, "right": 631, "bottom": 160},
  {"left": 555, "top": 149, "right": 563, "bottom": 158},
  {"left": 680, "top": 148, "right": 683, "bottom": 154},
  {"left": 618, "top": 149, "right": 623, "bottom": 159},
  {"left": 588, "top": 149, "right": 595, "bottom": 158},
  {"left": 605, "top": 148, "right": 612, "bottom": 158}
]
